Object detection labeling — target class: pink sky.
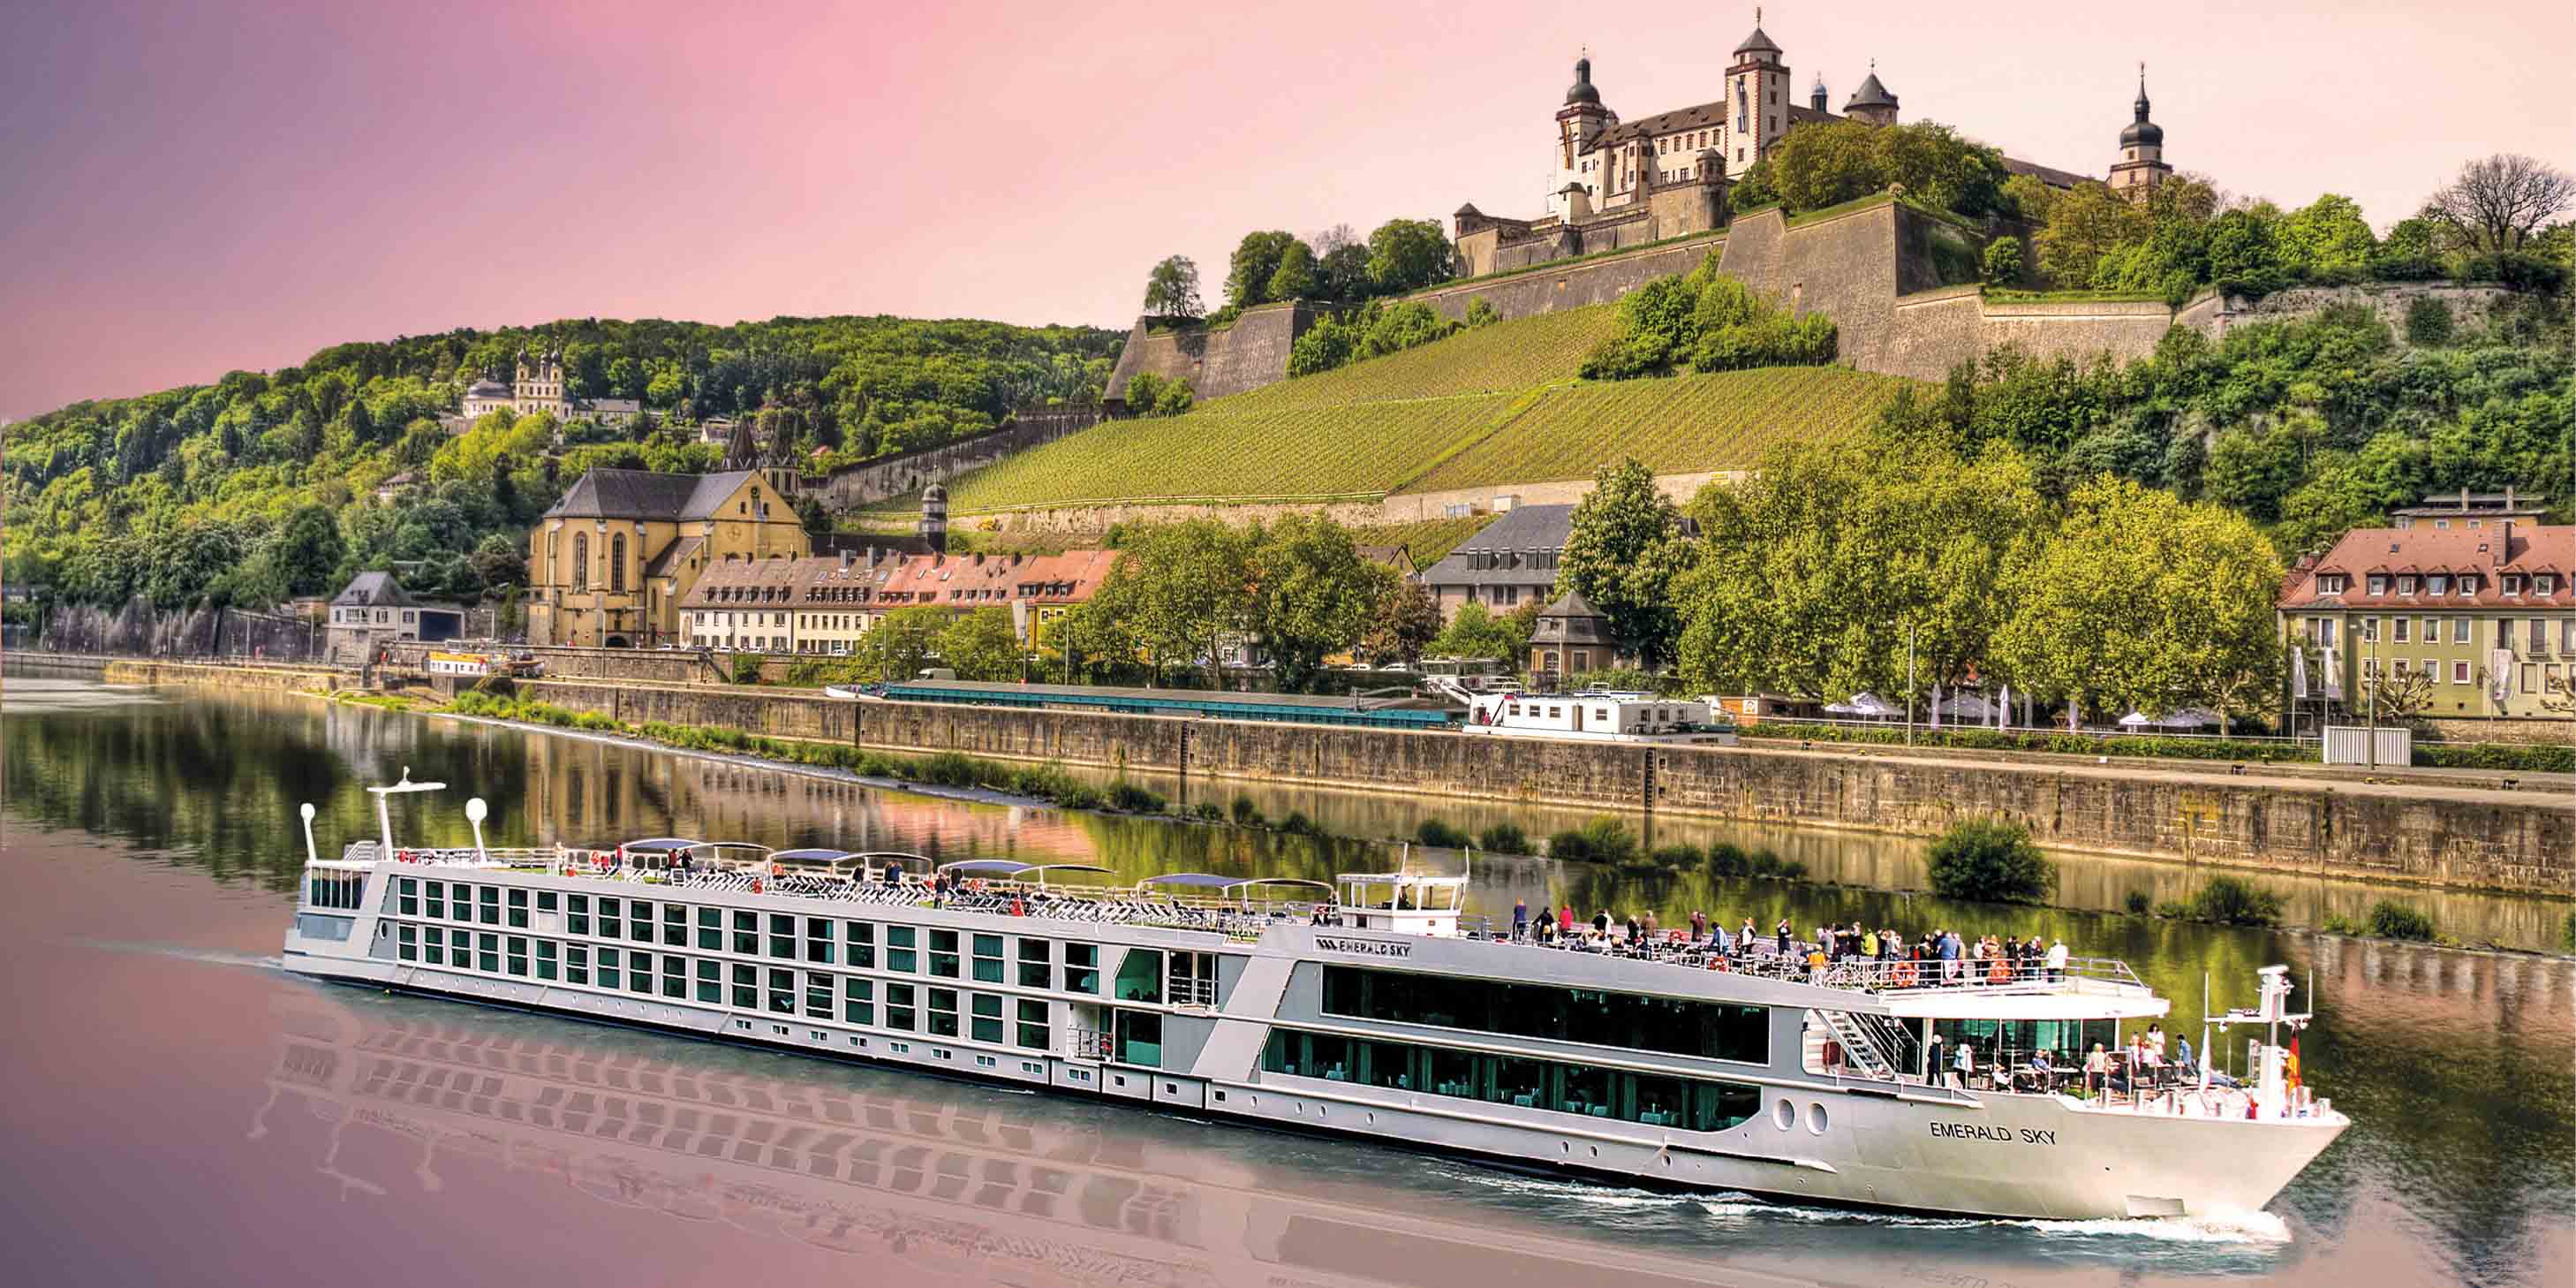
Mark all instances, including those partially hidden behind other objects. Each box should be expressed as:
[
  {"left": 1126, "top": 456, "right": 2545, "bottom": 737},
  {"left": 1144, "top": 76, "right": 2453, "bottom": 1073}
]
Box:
[{"left": 2, "top": 0, "right": 2565, "bottom": 419}]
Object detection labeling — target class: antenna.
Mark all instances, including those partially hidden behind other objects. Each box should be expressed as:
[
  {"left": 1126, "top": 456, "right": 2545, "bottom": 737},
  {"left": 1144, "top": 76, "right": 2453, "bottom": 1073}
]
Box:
[
  {"left": 299, "top": 802, "right": 318, "bottom": 865},
  {"left": 465, "top": 797, "right": 489, "bottom": 862}
]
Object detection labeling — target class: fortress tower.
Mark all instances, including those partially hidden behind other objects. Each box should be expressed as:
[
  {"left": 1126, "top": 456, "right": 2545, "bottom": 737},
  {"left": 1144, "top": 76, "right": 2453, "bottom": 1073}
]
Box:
[
  {"left": 1842, "top": 61, "right": 1899, "bottom": 126},
  {"left": 1552, "top": 55, "right": 1618, "bottom": 220},
  {"left": 2107, "top": 65, "right": 2172, "bottom": 198},
  {"left": 1723, "top": 11, "right": 1791, "bottom": 176}
]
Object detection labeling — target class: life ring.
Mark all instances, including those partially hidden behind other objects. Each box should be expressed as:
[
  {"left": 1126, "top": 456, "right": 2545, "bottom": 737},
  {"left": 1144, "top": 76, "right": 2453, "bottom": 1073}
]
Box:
[
  {"left": 751, "top": 878, "right": 764, "bottom": 894},
  {"left": 1705, "top": 955, "right": 1730, "bottom": 972},
  {"left": 1893, "top": 961, "right": 1918, "bottom": 988},
  {"left": 1987, "top": 958, "right": 2011, "bottom": 984}
]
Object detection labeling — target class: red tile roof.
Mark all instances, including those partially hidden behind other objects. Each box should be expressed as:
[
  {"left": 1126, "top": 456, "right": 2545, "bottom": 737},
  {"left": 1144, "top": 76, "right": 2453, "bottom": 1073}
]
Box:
[{"left": 2282, "top": 523, "right": 2574, "bottom": 611}]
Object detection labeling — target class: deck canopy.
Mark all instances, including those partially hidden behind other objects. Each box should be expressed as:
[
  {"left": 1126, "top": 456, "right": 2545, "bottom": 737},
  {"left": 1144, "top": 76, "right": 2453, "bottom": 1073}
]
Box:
[
  {"left": 939, "top": 859, "right": 1034, "bottom": 875},
  {"left": 621, "top": 837, "right": 706, "bottom": 852}
]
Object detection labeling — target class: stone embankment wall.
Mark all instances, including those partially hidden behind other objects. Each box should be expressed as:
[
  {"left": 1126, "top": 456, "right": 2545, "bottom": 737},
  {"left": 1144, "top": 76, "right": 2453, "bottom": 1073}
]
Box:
[
  {"left": 817, "top": 408, "right": 1103, "bottom": 511},
  {"left": 98, "top": 658, "right": 346, "bottom": 692},
  {"left": 502, "top": 684, "right": 2573, "bottom": 895},
  {"left": 1103, "top": 303, "right": 1332, "bottom": 405},
  {"left": 42, "top": 599, "right": 327, "bottom": 661}
]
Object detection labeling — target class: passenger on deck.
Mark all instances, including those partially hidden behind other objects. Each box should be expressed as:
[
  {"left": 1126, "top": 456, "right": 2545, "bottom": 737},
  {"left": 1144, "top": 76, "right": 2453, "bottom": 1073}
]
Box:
[
  {"left": 1512, "top": 899, "right": 1529, "bottom": 940},
  {"left": 1924, "top": 1031, "right": 1945, "bottom": 1085},
  {"left": 1594, "top": 909, "right": 1612, "bottom": 938},
  {"left": 2046, "top": 938, "right": 2069, "bottom": 981},
  {"left": 2028, "top": 1049, "right": 2056, "bottom": 1091},
  {"left": 1559, "top": 904, "right": 1575, "bottom": 936},
  {"left": 1776, "top": 919, "right": 1792, "bottom": 956},
  {"left": 2086, "top": 1042, "right": 2111, "bottom": 1096},
  {"left": 1952, "top": 1041, "right": 1975, "bottom": 1089}
]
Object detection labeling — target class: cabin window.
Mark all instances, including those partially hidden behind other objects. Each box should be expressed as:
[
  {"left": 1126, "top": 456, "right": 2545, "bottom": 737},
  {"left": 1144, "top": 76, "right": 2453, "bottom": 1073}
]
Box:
[
  {"left": 697, "top": 906, "right": 722, "bottom": 950},
  {"left": 537, "top": 940, "right": 559, "bottom": 981},
  {"left": 397, "top": 924, "right": 418, "bottom": 960},
  {"left": 1064, "top": 943, "right": 1099, "bottom": 994},
  {"left": 846, "top": 921, "right": 876, "bottom": 967},
  {"left": 971, "top": 994, "right": 1005, "bottom": 1043},
  {"left": 426, "top": 881, "right": 446, "bottom": 919},
  {"left": 1114, "top": 949, "right": 1165, "bottom": 1004},
  {"left": 422, "top": 926, "right": 445, "bottom": 966},
  {"left": 695, "top": 958, "right": 719, "bottom": 1002},
  {"left": 566, "top": 893, "right": 587, "bottom": 935},
  {"left": 806, "top": 973, "right": 835, "bottom": 1019},
  {"left": 732, "top": 963, "right": 757, "bottom": 1008},
  {"left": 734, "top": 910, "right": 758, "bottom": 955},
  {"left": 769, "top": 913, "right": 796, "bottom": 958},
  {"left": 768, "top": 968, "right": 797, "bottom": 1013},
  {"left": 662, "top": 904, "right": 686, "bottom": 945},
  {"left": 807, "top": 917, "right": 835, "bottom": 965},
  {"left": 631, "top": 953, "right": 657, "bottom": 995},
  {"left": 930, "top": 929, "right": 961, "bottom": 978},
  {"left": 888, "top": 927, "right": 918, "bottom": 974},
  {"left": 972, "top": 935, "right": 1006, "bottom": 983},
  {"left": 1319, "top": 966, "right": 1768, "bottom": 1065},
  {"left": 1114, "top": 1011, "right": 1162, "bottom": 1067},
  {"left": 478, "top": 933, "right": 502, "bottom": 974},
  {"left": 886, "top": 983, "right": 918, "bottom": 1031},
  {"left": 597, "top": 946, "right": 621, "bottom": 990},
  {"left": 397, "top": 878, "right": 419, "bottom": 917},
  {"left": 566, "top": 944, "right": 588, "bottom": 986},
  {"left": 506, "top": 936, "right": 529, "bottom": 976},
  {"left": 1016, "top": 938, "right": 1051, "bottom": 989},
  {"left": 628, "top": 900, "right": 654, "bottom": 943},
  {"left": 1260, "top": 1029, "right": 1761, "bottom": 1132},
  {"left": 927, "top": 988, "right": 961, "bottom": 1038},
  {"left": 843, "top": 978, "right": 875, "bottom": 1026}
]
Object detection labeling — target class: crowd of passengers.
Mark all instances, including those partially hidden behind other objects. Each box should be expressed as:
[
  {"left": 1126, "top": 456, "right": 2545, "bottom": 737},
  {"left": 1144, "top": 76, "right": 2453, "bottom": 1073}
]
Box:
[{"left": 1489, "top": 901, "right": 2076, "bottom": 987}]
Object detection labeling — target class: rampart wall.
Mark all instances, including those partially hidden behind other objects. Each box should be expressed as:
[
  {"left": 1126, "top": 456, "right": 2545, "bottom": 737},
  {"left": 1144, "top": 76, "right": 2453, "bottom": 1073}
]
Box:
[
  {"left": 819, "top": 409, "right": 1102, "bottom": 511},
  {"left": 1102, "top": 303, "right": 1328, "bottom": 406}
]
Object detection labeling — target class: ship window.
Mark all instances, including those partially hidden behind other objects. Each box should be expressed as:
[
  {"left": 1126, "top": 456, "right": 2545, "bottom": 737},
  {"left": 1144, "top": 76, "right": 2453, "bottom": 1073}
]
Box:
[
  {"left": 566, "top": 893, "right": 588, "bottom": 936},
  {"left": 971, "top": 994, "right": 1005, "bottom": 1043},
  {"left": 1114, "top": 1011, "right": 1162, "bottom": 1067},
  {"left": 927, "top": 988, "right": 961, "bottom": 1037},
  {"left": 478, "top": 932, "right": 501, "bottom": 974},
  {"left": 397, "top": 878, "right": 419, "bottom": 917},
  {"left": 631, "top": 953, "right": 655, "bottom": 994},
  {"left": 697, "top": 958, "right": 720, "bottom": 1003},
  {"left": 973, "top": 935, "right": 1005, "bottom": 983},
  {"left": 662, "top": 904, "right": 685, "bottom": 945},
  {"left": 807, "top": 973, "right": 835, "bottom": 1019},
  {"left": 422, "top": 925, "right": 444, "bottom": 966},
  {"left": 807, "top": 917, "right": 835, "bottom": 965},
  {"left": 597, "top": 946, "right": 621, "bottom": 990},
  {"left": 1261, "top": 1029, "right": 1762, "bottom": 1132},
  {"left": 426, "top": 881, "right": 445, "bottom": 919},
  {"left": 733, "top": 963, "right": 757, "bottom": 1008},
  {"left": 506, "top": 936, "right": 528, "bottom": 975},
  {"left": 397, "top": 924, "right": 418, "bottom": 960},
  {"left": 888, "top": 926, "right": 918, "bottom": 974},
  {"left": 1319, "top": 966, "right": 1768, "bottom": 1065},
  {"left": 1017, "top": 938, "right": 1051, "bottom": 989},
  {"left": 698, "top": 906, "right": 722, "bottom": 950},
  {"left": 1016, "top": 999, "right": 1050, "bottom": 1049},
  {"left": 769, "top": 913, "right": 796, "bottom": 958},
  {"left": 769, "top": 968, "right": 797, "bottom": 1013},
  {"left": 1114, "top": 949, "right": 1164, "bottom": 1004},
  {"left": 508, "top": 888, "right": 528, "bottom": 928},
  {"left": 661, "top": 952, "right": 686, "bottom": 996},
  {"left": 1064, "top": 943, "right": 1099, "bottom": 994},
  {"left": 629, "top": 900, "right": 655, "bottom": 943},
  {"left": 886, "top": 983, "right": 918, "bottom": 1031},
  {"left": 538, "top": 940, "right": 559, "bottom": 981},
  {"left": 846, "top": 921, "right": 876, "bottom": 967},
  {"left": 479, "top": 886, "right": 501, "bottom": 925},
  {"left": 844, "top": 977, "right": 875, "bottom": 1027},
  {"left": 566, "top": 943, "right": 589, "bottom": 986},
  {"left": 930, "top": 928, "right": 961, "bottom": 978},
  {"left": 734, "top": 910, "right": 758, "bottom": 955}
]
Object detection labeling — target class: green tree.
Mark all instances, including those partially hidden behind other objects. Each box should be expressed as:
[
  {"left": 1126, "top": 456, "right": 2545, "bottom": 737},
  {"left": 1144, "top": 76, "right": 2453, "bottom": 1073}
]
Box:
[
  {"left": 1312, "top": 224, "right": 1372, "bottom": 299},
  {"left": 1247, "top": 513, "right": 1386, "bottom": 692},
  {"left": 1365, "top": 218, "right": 1455, "bottom": 294},
  {"left": 1428, "top": 600, "right": 1530, "bottom": 663},
  {"left": 1926, "top": 818, "right": 2057, "bottom": 904},
  {"left": 936, "top": 606, "right": 1024, "bottom": 681},
  {"left": 1225, "top": 231, "right": 1300, "bottom": 309},
  {"left": 1266, "top": 240, "right": 1319, "bottom": 302},
  {"left": 1559, "top": 458, "right": 1696, "bottom": 667},
  {"left": 2281, "top": 193, "right": 2376, "bottom": 280},
  {"left": 2429, "top": 153, "right": 2576, "bottom": 253},
  {"left": 270, "top": 504, "right": 347, "bottom": 597},
  {"left": 856, "top": 604, "right": 951, "bottom": 682},
  {"left": 1143, "top": 254, "right": 1205, "bottom": 318},
  {"left": 796, "top": 495, "right": 832, "bottom": 542},
  {"left": 468, "top": 532, "right": 527, "bottom": 590},
  {"left": 1981, "top": 237, "right": 2024, "bottom": 285},
  {"left": 1364, "top": 577, "right": 1441, "bottom": 666},
  {"left": 2033, "top": 181, "right": 2152, "bottom": 289},
  {"left": 1082, "top": 519, "right": 1253, "bottom": 685}
]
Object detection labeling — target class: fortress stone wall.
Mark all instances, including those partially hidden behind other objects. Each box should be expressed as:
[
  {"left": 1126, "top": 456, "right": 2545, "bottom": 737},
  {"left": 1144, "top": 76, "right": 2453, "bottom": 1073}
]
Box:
[
  {"left": 1102, "top": 302, "right": 1329, "bottom": 407},
  {"left": 818, "top": 408, "right": 1100, "bottom": 511}
]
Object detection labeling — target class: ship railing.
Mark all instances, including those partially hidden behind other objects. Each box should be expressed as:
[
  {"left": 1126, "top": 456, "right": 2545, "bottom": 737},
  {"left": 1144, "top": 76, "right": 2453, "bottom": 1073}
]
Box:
[
  {"left": 346, "top": 843, "right": 563, "bottom": 870},
  {"left": 1482, "top": 928, "right": 2148, "bottom": 998}
]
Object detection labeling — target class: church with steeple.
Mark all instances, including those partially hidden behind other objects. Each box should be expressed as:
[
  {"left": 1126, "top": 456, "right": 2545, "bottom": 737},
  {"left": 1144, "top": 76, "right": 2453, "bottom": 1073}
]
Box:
[{"left": 2106, "top": 67, "right": 2172, "bottom": 197}]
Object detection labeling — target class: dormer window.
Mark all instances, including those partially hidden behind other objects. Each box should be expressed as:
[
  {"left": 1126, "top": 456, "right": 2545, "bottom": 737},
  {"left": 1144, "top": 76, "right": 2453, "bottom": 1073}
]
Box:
[
  {"left": 2398, "top": 576, "right": 2417, "bottom": 595},
  {"left": 2538, "top": 574, "right": 2557, "bottom": 595},
  {"left": 2504, "top": 575, "right": 2524, "bottom": 596},
  {"left": 2429, "top": 574, "right": 2449, "bottom": 595},
  {"left": 2368, "top": 574, "right": 2387, "bottom": 595},
  {"left": 2458, "top": 575, "right": 2479, "bottom": 596},
  {"left": 2318, "top": 574, "right": 2348, "bottom": 595}
]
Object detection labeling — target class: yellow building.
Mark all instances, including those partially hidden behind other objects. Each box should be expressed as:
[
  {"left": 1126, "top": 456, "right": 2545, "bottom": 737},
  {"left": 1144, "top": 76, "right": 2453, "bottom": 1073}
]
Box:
[{"left": 525, "top": 468, "right": 808, "bottom": 648}]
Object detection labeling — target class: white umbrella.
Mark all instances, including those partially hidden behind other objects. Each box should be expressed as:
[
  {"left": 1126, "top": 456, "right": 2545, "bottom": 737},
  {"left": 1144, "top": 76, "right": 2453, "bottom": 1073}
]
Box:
[
  {"left": 1825, "top": 691, "right": 1902, "bottom": 718},
  {"left": 1934, "top": 692, "right": 1993, "bottom": 721},
  {"left": 2117, "top": 708, "right": 2220, "bottom": 731}
]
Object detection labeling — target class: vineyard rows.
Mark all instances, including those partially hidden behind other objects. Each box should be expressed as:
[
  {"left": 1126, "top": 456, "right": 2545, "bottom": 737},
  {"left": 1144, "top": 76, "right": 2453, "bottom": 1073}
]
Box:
[
  {"left": 948, "top": 393, "right": 1521, "bottom": 511},
  {"left": 1405, "top": 367, "right": 1906, "bottom": 493},
  {"left": 1342, "top": 514, "right": 1502, "bottom": 564},
  {"left": 1214, "top": 305, "right": 1622, "bottom": 413}
]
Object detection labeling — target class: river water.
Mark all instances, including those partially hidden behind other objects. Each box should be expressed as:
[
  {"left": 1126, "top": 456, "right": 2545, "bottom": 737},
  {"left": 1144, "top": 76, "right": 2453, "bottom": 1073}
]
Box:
[{"left": 2, "top": 677, "right": 2568, "bottom": 1288}]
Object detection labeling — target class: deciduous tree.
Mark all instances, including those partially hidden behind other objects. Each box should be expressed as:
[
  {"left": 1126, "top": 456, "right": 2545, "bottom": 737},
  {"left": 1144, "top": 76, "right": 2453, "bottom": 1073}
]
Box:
[
  {"left": 1365, "top": 219, "right": 1454, "bottom": 294},
  {"left": 1142, "top": 254, "right": 1205, "bottom": 318},
  {"left": 937, "top": 606, "right": 1024, "bottom": 681},
  {"left": 1559, "top": 458, "right": 1696, "bottom": 667},
  {"left": 1247, "top": 513, "right": 1385, "bottom": 692},
  {"left": 1224, "top": 231, "right": 1301, "bottom": 310},
  {"left": 2429, "top": 153, "right": 2575, "bottom": 253}
]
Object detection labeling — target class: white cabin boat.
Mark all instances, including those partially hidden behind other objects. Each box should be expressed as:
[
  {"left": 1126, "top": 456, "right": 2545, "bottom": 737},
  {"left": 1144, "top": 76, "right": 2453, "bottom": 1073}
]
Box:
[
  {"left": 1454, "top": 687, "right": 1740, "bottom": 745},
  {"left": 281, "top": 776, "right": 2347, "bottom": 1222}
]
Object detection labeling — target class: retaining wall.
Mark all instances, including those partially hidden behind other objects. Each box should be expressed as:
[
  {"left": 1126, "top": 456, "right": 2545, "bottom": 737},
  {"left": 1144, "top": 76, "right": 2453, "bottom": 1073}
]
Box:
[
  {"left": 502, "top": 685, "right": 2573, "bottom": 895},
  {"left": 1103, "top": 303, "right": 1329, "bottom": 405}
]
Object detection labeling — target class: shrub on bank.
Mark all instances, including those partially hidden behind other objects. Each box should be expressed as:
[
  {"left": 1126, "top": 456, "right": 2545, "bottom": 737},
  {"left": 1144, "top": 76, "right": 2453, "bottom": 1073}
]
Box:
[
  {"left": 1416, "top": 819, "right": 1473, "bottom": 849},
  {"left": 2164, "top": 875, "right": 2285, "bottom": 927},
  {"left": 1547, "top": 818, "right": 1639, "bottom": 865},
  {"left": 1107, "top": 780, "right": 1168, "bottom": 814},
  {"left": 2413, "top": 743, "right": 2575, "bottom": 773},
  {"left": 1925, "top": 817, "right": 2057, "bottom": 904},
  {"left": 2367, "top": 901, "right": 2437, "bottom": 941},
  {"left": 1231, "top": 795, "right": 1265, "bottom": 828},
  {"left": 1477, "top": 822, "right": 1531, "bottom": 855}
]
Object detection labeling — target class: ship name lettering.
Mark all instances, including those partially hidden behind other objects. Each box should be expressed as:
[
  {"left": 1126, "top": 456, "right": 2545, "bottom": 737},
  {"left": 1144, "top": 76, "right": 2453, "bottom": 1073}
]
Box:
[
  {"left": 1314, "top": 936, "right": 1414, "bottom": 958},
  {"left": 1928, "top": 1122, "right": 2055, "bottom": 1145}
]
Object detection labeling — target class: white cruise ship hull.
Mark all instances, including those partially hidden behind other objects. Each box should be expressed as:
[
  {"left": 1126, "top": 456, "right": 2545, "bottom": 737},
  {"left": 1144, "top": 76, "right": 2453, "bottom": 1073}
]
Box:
[{"left": 284, "top": 860, "right": 2343, "bottom": 1224}]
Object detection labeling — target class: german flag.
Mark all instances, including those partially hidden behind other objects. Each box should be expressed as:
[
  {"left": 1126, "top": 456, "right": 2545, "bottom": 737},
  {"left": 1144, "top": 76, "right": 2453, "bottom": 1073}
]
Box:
[{"left": 2284, "top": 1036, "right": 2302, "bottom": 1091}]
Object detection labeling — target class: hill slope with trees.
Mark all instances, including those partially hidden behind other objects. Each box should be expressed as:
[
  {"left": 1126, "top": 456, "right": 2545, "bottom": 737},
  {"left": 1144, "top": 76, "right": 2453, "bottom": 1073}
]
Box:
[{"left": 4, "top": 314, "right": 1121, "bottom": 611}]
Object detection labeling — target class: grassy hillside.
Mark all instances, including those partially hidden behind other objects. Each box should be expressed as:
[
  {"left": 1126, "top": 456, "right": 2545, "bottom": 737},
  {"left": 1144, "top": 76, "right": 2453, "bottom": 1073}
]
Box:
[
  {"left": 945, "top": 301, "right": 1905, "bottom": 513},
  {"left": 1410, "top": 367, "right": 1906, "bottom": 492}
]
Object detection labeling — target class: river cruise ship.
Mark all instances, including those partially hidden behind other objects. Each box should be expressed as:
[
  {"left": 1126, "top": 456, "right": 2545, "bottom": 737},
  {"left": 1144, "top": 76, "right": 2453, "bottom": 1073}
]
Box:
[{"left": 282, "top": 775, "right": 2346, "bottom": 1223}]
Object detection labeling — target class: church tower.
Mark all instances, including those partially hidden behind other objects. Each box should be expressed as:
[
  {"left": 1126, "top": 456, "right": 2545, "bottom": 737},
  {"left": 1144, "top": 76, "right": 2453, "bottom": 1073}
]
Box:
[
  {"left": 1723, "top": 10, "right": 1790, "bottom": 178},
  {"left": 2107, "top": 65, "right": 2172, "bottom": 198},
  {"left": 1553, "top": 54, "right": 1615, "bottom": 219}
]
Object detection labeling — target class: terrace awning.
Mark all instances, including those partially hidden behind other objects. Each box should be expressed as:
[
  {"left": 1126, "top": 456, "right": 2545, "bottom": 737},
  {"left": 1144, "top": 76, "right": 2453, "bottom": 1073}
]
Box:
[
  {"left": 621, "top": 837, "right": 706, "bottom": 852},
  {"left": 938, "top": 859, "right": 1035, "bottom": 875},
  {"left": 770, "top": 848, "right": 859, "bottom": 863}
]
